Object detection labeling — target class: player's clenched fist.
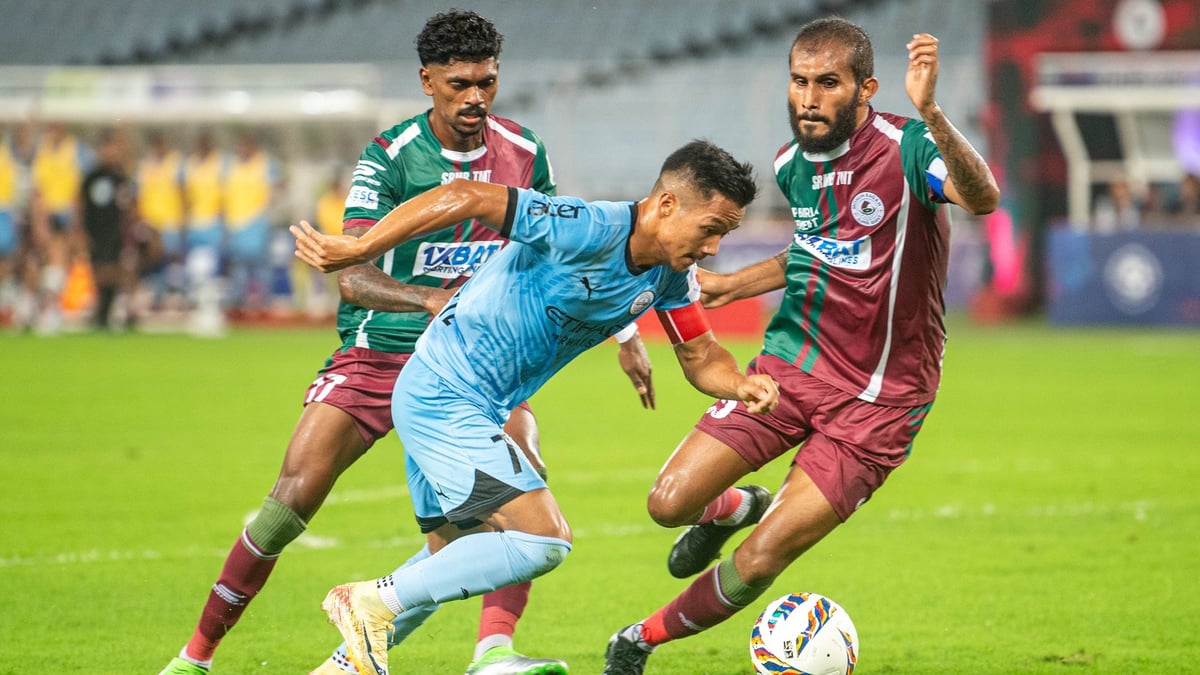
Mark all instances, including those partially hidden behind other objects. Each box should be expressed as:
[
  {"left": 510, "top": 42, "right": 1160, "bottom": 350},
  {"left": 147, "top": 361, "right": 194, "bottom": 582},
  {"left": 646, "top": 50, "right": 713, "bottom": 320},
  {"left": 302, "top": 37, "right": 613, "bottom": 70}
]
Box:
[{"left": 738, "top": 374, "right": 780, "bottom": 414}]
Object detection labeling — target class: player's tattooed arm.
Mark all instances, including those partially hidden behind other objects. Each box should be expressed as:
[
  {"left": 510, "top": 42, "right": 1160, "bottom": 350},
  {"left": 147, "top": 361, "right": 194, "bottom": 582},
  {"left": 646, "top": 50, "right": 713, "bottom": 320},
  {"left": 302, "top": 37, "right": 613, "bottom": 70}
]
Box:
[
  {"left": 336, "top": 225, "right": 454, "bottom": 314},
  {"left": 905, "top": 33, "right": 999, "bottom": 215},
  {"left": 921, "top": 107, "right": 999, "bottom": 215}
]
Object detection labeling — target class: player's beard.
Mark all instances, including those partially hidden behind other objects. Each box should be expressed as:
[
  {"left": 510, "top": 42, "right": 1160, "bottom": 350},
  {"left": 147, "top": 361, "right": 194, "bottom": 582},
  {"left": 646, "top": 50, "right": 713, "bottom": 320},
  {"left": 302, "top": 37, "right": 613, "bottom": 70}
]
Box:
[{"left": 789, "top": 85, "right": 860, "bottom": 154}]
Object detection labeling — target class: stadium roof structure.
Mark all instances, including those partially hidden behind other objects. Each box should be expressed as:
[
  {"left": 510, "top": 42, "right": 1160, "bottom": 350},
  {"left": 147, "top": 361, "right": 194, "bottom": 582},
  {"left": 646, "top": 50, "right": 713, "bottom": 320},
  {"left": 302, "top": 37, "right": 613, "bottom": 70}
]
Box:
[
  {"left": 0, "top": 62, "right": 423, "bottom": 128},
  {"left": 1030, "top": 50, "right": 1200, "bottom": 225}
]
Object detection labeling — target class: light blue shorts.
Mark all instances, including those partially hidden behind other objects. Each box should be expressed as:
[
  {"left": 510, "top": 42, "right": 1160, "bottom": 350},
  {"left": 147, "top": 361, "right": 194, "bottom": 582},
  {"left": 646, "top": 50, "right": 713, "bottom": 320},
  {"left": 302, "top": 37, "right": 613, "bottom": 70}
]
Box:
[
  {"left": 392, "top": 355, "right": 547, "bottom": 533},
  {"left": 0, "top": 211, "right": 14, "bottom": 255}
]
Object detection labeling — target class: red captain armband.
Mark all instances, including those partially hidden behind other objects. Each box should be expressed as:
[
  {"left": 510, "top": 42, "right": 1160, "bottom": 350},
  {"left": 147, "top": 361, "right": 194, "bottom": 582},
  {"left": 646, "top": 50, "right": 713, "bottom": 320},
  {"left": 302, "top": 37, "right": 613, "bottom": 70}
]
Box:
[{"left": 656, "top": 302, "right": 712, "bottom": 345}]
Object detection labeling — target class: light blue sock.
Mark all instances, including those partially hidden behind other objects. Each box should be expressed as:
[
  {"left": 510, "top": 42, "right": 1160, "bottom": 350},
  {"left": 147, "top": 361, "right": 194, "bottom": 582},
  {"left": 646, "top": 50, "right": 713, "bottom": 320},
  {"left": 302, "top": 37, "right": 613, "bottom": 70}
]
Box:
[
  {"left": 328, "top": 544, "right": 440, "bottom": 666},
  {"left": 382, "top": 531, "right": 571, "bottom": 611}
]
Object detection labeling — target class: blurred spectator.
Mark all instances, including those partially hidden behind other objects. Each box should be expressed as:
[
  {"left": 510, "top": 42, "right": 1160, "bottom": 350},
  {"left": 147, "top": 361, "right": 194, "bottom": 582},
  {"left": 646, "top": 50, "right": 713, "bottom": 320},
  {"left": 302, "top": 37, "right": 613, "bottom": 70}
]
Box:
[
  {"left": 29, "top": 121, "right": 91, "bottom": 334},
  {"left": 80, "top": 128, "right": 135, "bottom": 331},
  {"left": 183, "top": 129, "right": 226, "bottom": 255},
  {"left": 290, "top": 169, "right": 346, "bottom": 317},
  {"left": 183, "top": 130, "right": 228, "bottom": 332},
  {"left": 1092, "top": 178, "right": 1141, "bottom": 233},
  {"left": 0, "top": 130, "right": 19, "bottom": 323},
  {"left": 222, "top": 129, "right": 281, "bottom": 314},
  {"left": 1171, "top": 173, "right": 1199, "bottom": 225},
  {"left": 136, "top": 130, "right": 186, "bottom": 310}
]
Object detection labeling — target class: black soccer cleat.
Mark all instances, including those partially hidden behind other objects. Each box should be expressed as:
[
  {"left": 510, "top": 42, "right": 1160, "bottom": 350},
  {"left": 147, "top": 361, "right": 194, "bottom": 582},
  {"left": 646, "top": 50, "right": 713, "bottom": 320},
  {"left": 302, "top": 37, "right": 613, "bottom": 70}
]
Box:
[
  {"left": 667, "top": 484, "right": 772, "bottom": 579},
  {"left": 603, "top": 624, "right": 654, "bottom": 675}
]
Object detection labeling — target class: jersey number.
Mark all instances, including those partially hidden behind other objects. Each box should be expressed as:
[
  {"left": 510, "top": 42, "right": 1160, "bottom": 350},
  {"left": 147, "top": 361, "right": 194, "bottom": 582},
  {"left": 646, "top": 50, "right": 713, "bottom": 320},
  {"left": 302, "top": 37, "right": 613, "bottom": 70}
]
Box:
[
  {"left": 306, "top": 374, "right": 348, "bottom": 403},
  {"left": 437, "top": 295, "right": 459, "bottom": 326}
]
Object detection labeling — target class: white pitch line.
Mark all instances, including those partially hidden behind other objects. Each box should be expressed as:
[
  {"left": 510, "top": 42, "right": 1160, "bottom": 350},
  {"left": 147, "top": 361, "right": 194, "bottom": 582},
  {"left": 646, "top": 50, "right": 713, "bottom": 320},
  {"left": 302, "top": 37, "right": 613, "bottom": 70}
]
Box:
[{"left": 0, "top": 499, "right": 1156, "bottom": 569}]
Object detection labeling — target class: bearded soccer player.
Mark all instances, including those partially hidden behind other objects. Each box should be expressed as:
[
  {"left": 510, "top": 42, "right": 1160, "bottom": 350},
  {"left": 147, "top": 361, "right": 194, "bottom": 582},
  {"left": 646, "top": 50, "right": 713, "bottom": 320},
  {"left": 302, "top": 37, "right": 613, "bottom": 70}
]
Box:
[
  {"left": 159, "top": 10, "right": 654, "bottom": 675},
  {"left": 603, "top": 19, "right": 1000, "bottom": 674}
]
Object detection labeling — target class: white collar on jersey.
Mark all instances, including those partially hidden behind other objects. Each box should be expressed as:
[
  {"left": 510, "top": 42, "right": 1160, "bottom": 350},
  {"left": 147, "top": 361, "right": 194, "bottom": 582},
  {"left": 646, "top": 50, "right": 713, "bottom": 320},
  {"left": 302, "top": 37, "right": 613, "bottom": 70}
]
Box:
[
  {"left": 440, "top": 144, "right": 488, "bottom": 163},
  {"left": 802, "top": 138, "right": 851, "bottom": 162}
]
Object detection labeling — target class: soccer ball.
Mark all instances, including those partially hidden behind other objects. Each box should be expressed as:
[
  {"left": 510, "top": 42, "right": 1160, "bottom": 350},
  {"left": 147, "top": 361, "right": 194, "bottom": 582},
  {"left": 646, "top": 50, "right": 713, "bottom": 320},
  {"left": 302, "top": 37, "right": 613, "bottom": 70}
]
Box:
[{"left": 749, "top": 592, "right": 859, "bottom": 675}]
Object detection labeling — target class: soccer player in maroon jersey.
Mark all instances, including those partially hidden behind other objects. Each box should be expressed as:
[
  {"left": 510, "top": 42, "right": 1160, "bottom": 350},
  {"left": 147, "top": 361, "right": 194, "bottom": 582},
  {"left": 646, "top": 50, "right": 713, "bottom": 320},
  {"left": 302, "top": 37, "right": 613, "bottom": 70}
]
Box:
[
  {"left": 158, "top": 11, "right": 653, "bottom": 675},
  {"left": 604, "top": 18, "right": 999, "bottom": 674}
]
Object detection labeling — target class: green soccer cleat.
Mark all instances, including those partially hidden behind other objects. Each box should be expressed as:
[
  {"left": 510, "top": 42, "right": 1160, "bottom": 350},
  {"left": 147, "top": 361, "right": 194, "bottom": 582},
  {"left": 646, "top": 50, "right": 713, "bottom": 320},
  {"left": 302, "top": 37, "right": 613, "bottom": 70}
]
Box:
[
  {"left": 158, "top": 657, "right": 209, "bottom": 675},
  {"left": 465, "top": 645, "right": 568, "bottom": 675}
]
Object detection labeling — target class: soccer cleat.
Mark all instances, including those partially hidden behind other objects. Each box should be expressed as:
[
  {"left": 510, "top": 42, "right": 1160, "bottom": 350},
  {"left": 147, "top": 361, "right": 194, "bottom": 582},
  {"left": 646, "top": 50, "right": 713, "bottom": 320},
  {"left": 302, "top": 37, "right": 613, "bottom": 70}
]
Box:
[
  {"left": 158, "top": 657, "right": 209, "bottom": 675},
  {"left": 464, "top": 645, "right": 569, "bottom": 674},
  {"left": 603, "top": 624, "right": 654, "bottom": 675},
  {"left": 310, "top": 653, "right": 358, "bottom": 675},
  {"left": 667, "top": 484, "right": 772, "bottom": 578},
  {"left": 321, "top": 582, "right": 396, "bottom": 675}
]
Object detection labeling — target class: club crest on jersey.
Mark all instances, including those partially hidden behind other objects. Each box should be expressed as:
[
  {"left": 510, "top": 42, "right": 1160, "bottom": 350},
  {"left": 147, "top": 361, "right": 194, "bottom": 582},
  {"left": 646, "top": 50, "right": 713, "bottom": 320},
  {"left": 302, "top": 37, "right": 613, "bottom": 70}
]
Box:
[
  {"left": 850, "top": 191, "right": 885, "bottom": 227},
  {"left": 629, "top": 290, "right": 656, "bottom": 314},
  {"left": 793, "top": 232, "right": 872, "bottom": 271},
  {"left": 413, "top": 241, "right": 504, "bottom": 279}
]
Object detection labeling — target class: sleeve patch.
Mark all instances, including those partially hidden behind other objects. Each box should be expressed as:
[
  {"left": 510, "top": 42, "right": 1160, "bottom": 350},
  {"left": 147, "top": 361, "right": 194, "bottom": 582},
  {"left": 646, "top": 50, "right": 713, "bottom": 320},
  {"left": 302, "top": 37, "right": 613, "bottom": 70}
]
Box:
[
  {"left": 926, "top": 156, "right": 949, "bottom": 202},
  {"left": 345, "top": 186, "right": 379, "bottom": 210}
]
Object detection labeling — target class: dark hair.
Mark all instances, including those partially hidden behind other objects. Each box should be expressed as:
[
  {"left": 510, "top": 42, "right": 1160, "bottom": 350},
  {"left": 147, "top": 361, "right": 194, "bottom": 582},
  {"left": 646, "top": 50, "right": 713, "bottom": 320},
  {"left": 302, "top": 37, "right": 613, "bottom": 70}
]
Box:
[
  {"left": 94, "top": 126, "right": 119, "bottom": 146},
  {"left": 658, "top": 139, "right": 758, "bottom": 208},
  {"left": 791, "top": 17, "right": 874, "bottom": 84},
  {"left": 415, "top": 10, "right": 503, "bottom": 66}
]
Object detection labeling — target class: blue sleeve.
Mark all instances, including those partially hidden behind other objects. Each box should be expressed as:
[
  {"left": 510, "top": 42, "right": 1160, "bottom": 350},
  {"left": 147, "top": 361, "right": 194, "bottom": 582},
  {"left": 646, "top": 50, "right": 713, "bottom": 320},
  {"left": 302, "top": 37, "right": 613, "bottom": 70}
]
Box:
[
  {"left": 655, "top": 265, "right": 702, "bottom": 311},
  {"left": 502, "top": 187, "right": 600, "bottom": 255}
]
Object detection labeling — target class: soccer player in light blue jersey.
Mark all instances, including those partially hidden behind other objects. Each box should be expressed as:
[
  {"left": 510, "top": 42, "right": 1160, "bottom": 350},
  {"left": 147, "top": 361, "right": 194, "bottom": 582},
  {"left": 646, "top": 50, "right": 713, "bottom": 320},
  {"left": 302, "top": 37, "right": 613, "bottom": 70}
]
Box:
[{"left": 291, "top": 140, "right": 781, "bottom": 675}]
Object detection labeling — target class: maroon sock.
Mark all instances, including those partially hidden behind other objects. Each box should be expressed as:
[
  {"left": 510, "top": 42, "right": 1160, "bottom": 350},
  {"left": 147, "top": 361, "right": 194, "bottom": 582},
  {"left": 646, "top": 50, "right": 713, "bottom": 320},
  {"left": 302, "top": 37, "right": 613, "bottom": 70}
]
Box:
[
  {"left": 640, "top": 566, "right": 742, "bottom": 646},
  {"left": 698, "top": 486, "right": 743, "bottom": 524},
  {"left": 478, "top": 581, "right": 531, "bottom": 641},
  {"left": 184, "top": 531, "right": 279, "bottom": 662}
]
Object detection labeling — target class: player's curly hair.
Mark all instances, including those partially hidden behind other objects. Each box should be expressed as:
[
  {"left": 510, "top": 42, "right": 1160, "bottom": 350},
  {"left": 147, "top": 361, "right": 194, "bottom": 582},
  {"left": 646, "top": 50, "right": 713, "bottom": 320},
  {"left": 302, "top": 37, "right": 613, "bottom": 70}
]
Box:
[
  {"left": 415, "top": 9, "right": 504, "bottom": 66},
  {"left": 659, "top": 139, "right": 758, "bottom": 208},
  {"left": 791, "top": 17, "right": 874, "bottom": 84}
]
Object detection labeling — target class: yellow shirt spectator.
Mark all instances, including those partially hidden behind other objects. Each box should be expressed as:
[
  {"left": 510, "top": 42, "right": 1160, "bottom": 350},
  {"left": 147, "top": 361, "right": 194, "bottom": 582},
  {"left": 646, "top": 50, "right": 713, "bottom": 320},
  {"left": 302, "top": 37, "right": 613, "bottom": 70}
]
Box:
[
  {"left": 185, "top": 149, "right": 225, "bottom": 226},
  {"left": 137, "top": 147, "right": 184, "bottom": 234},
  {"left": 223, "top": 149, "right": 277, "bottom": 229},
  {"left": 32, "top": 127, "right": 87, "bottom": 217},
  {"left": 316, "top": 181, "right": 345, "bottom": 236},
  {"left": 0, "top": 139, "right": 16, "bottom": 210}
]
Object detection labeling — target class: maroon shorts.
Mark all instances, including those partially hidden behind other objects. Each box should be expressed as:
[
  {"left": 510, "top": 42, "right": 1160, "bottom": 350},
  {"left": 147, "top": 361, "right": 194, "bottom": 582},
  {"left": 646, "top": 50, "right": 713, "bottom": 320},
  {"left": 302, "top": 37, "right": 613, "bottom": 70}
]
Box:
[
  {"left": 304, "top": 346, "right": 534, "bottom": 448},
  {"left": 695, "top": 353, "right": 933, "bottom": 521}
]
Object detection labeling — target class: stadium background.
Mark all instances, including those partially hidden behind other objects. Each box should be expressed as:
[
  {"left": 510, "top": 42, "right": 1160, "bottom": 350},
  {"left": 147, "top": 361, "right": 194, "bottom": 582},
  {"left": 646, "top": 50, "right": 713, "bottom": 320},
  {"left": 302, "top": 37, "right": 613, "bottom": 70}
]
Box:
[{"left": 1, "top": 1, "right": 1198, "bottom": 673}]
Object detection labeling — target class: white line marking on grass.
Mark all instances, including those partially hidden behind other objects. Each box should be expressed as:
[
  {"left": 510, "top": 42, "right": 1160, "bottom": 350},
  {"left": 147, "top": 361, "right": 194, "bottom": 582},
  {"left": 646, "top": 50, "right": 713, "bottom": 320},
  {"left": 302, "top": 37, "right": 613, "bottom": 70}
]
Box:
[
  {"left": 26, "top": 498, "right": 1150, "bottom": 570},
  {"left": 886, "top": 499, "right": 1154, "bottom": 521}
]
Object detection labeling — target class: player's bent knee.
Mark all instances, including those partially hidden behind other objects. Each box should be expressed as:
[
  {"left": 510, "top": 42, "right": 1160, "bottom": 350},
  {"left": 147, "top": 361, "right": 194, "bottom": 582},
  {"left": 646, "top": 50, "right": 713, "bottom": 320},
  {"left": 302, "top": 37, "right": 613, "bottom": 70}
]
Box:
[
  {"left": 646, "top": 487, "right": 697, "bottom": 528},
  {"left": 504, "top": 531, "right": 572, "bottom": 582}
]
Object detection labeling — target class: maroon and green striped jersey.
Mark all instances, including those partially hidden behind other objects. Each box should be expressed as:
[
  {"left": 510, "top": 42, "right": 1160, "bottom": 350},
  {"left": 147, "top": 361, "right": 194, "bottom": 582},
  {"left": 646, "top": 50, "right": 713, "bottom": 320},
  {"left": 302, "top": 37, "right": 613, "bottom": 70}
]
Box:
[
  {"left": 767, "top": 108, "right": 952, "bottom": 406},
  {"left": 337, "top": 111, "right": 556, "bottom": 353}
]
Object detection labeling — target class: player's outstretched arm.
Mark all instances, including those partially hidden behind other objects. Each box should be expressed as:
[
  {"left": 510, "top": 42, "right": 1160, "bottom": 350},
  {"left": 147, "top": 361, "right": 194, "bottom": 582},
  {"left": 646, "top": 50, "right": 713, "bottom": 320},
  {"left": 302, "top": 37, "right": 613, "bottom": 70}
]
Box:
[
  {"left": 335, "top": 225, "right": 455, "bottom": 314},
  {"left": 292, "top": 179, "right": 510, "bottom": 272},
  {"left": 672, "top": 331, "right": 778, "bottom": 414},
  {"left": 905, "top": 33, "right": 999, "bottom": 216},
  {"left": 697, "top": 249, "right": 788, "bottom": 308}
]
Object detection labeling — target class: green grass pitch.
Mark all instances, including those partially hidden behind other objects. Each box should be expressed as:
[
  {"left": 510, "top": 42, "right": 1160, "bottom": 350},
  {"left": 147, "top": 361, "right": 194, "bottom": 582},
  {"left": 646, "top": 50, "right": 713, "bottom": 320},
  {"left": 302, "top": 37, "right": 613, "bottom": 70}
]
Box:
[{"left": 1, "top": 319, "right": 1198, "bottom": 673}]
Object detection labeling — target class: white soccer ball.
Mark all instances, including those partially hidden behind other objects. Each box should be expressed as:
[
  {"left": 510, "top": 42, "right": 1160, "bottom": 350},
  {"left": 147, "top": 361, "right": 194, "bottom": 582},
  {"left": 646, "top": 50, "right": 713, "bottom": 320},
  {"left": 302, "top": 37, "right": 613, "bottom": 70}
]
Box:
[{"left": 749, "top": 592, "right": 859, "bottom": 675}]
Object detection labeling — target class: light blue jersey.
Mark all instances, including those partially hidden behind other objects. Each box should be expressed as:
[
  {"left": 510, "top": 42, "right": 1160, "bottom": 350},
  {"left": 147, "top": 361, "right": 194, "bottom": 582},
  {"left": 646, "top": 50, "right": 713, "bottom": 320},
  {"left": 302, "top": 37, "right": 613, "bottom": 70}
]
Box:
[
  {"left": 394, "top": 186, "right": 699, "bottom": 528},
  {"left": 413, "top": 186, "right": 699, "bottom": 419}
]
